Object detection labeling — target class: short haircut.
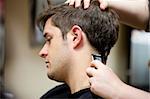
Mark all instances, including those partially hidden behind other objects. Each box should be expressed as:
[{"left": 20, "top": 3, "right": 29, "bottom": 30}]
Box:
[{"left": 37, "top": 0, "right": 119, "bottom": 64}]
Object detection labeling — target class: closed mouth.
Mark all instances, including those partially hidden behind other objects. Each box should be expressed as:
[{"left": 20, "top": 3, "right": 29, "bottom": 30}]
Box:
[
  {"left": 45, "top": 61, "right": 50, "bottom": 68},
  {"left": 45, "top": 61, "right": 49, "bottom": 64}
]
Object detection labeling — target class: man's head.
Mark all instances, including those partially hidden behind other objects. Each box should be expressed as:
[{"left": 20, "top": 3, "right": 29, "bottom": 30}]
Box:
[{"left": 37, "top": 0, "right": 119, "bottom": 82}]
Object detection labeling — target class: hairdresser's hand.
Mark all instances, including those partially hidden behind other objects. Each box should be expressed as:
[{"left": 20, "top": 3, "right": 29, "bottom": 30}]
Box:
[
  {"left": 86, "top": 60, "right": 124, "bottom": 99},
  {"left": 65, "top": 0, "right": 109, "bottom": 9}
]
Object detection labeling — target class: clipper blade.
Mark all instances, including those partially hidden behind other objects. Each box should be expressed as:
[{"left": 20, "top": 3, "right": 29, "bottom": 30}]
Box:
[{"left": 91, "top": 53, "right": 102, "bottom": 62}]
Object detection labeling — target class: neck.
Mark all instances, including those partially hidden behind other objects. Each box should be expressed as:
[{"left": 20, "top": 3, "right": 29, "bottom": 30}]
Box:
[{"left": 65, "top": 49, "right": 94, "bottom": 94}]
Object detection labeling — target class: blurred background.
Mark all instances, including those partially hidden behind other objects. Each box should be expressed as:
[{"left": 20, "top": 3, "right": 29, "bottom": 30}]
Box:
[{"left": 0, "top": 0, "right": 149, "bottom": 99}]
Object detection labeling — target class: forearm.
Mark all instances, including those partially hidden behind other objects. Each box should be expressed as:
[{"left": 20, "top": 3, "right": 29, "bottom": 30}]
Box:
[
  {"left": 109, "top": 0, "right": 149, "bottom": 30},
  {"left": 117, "top": 83, "right": 150, "bottom": 99}
]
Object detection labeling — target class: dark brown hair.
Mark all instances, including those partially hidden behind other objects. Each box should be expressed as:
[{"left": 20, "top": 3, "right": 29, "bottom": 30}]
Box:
[{"left": 37, "top": 0, "right": 119, "bottom": 64}]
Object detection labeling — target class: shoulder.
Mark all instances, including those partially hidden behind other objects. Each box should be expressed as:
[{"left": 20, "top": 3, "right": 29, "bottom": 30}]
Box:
[
  {"left": 70, "top": 88, "right": 103, "bottom": 99},
  {"left": 40, "top": 84, "right": 71, "bottom": 99}
]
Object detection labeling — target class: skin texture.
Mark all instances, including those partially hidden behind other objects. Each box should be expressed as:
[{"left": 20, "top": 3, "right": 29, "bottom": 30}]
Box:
[
  {"left": 39, "top": 18, "right": 94, "bottom": 94},
  {"left": 39, "top": 18, "right": 71, "bottom": 82}
]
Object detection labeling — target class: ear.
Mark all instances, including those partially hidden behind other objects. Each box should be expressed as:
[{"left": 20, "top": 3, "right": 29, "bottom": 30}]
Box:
[{"left": 70, "top": 25, "right": 83, "bottom": 49}]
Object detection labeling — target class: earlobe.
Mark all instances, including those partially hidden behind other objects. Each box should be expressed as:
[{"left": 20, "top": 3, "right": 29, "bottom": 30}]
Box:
[{"left": 71, "top": 25, "right": 83, "bottom": 49}]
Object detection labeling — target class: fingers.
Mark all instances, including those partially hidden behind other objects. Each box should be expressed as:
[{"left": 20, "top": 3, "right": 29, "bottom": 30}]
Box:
[
  {"left": 65, "top": 0, "right": 90, "bottom": 9},
  {"left": 99, "top": 0, "right": 109, "bottom": 10},
  {"left": 65, "top": 0, "right": 82, "bottom": 7},
  {"left": 90, "top": 60, "right": 105, "bottom": 69},
  {"left": 69, "top": 0, "right": 75, "bottom": 6},
  {"left": 65, "top": 0, "right": 109, "bottom": 9},
  {"left": 100, "top": 2, "right": 107, "bottom": 10},
  {"left": 84, "top": 0, "right": 90, "bottom": 9},
  {"left": 86, "top": 67, "right": 97, "bottom": 77},
  {"left": 86, "top": 60, "right": 106, "bottom": 77},
  {"left": 75, "top": 0, "right": 81, "bottom": 7},
  {"left": 89, "top": 77, "right": 96, "bottom": 92}
]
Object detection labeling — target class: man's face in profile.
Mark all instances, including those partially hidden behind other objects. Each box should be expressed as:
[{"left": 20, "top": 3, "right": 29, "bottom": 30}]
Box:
[{"left": 38, "top": 18, "right": 71, "bottom": 82}]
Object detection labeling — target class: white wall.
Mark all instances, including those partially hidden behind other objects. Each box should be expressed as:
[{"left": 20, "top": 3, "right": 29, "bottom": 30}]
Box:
[{"left": 4, "top": 0, "right": 129, "bottom": 99}]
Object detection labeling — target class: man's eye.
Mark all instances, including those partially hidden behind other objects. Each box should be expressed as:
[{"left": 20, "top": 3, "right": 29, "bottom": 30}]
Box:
[
  {"left": 45, "top": 36, "right": 52, "bottom": 43},
  {"left": 47, "top": 39, "right": 50, "bottom": 42},
  {"left": 46, "top": 39, "right": 51, "bottom": 44}
]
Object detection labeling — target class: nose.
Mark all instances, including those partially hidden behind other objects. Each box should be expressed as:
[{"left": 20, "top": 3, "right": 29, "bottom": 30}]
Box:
[{"left": 39, "top": 44, "right": 48, "bottom": 58}]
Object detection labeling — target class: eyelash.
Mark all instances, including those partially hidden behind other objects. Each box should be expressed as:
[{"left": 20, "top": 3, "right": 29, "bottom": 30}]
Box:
[
  {"left": 46, "top": 39, "right": 51, "bottom": 44},
  {"left": 47, "top": 39, "right": 50, "bottom": 42},
  {"left": 46, "top": 37, "right": 52, "bottom": 44}
]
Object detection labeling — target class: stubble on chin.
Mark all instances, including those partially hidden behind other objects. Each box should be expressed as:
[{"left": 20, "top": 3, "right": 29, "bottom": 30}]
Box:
[
  {"left": 47, "top": 73, "right": 54, "bottom": 80},
  {"left": 47, "top": 73, "right": 64, "bottom": 83}
]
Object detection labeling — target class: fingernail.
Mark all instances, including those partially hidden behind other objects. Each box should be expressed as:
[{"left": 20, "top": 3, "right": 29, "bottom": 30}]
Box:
[
  {"left": 84, "top": 5, "right": 89, "bottom": 9},
  {"left": 75, "top": 5, "right": 79, "bottom": 8},
  {"left": 100, "top": 5, "right": 105, "bottom": 10}
]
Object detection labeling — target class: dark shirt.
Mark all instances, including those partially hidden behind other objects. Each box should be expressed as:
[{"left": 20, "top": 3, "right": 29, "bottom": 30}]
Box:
[{"left": 40, "top": 84, "right": 103, "bottom": 99}]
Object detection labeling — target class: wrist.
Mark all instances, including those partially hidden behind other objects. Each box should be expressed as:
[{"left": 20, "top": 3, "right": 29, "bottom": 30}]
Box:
[
  {"left": 116, "top": 82, "right": 128, "bottom": 99},
  {"left": 110, "top": 81, "right": 126, "bottom": 99}
]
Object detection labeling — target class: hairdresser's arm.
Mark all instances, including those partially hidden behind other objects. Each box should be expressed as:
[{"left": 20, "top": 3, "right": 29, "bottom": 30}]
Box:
[
  {"left": 86, "top": 60, "right": 150, "bottom": 99},
  {"left": 108, "top": 0, "right": 149, "bottom": 30},
  {"left": 66, "top": 0, "right": 149, "bottom": 30}
]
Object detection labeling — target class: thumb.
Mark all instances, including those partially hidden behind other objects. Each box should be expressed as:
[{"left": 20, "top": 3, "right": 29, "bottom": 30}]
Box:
[
  {"left": 90, "top": 60, "right": 104, "bottom": 69},
  {"left": 86, "top": 67, "right": 97, "bottom": 77}
]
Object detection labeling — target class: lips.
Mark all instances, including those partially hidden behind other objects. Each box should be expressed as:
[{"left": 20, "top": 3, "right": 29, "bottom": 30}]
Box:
[
  {"left": 45, "top": 61, "right": 50, "bottom": 68},
  {"left": 45, "top": 61, "right": 49, "bottom": 64}
]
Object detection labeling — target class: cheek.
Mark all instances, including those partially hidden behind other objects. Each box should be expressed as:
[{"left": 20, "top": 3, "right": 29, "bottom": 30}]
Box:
[
  {"left": 47, "top": 38, "right": 70, "bottom": 63},
  {"left": 47, "top": 41, "right": 60, "bottom": 54},
  {"left": 47, "top": 43, "right": 68, "bottom": 61},
  {"left": 51, "top": 46, "right": 70, "bottom": 67},
  {"left": 49, "top": 49, "right": 70, "bottom": 75}
]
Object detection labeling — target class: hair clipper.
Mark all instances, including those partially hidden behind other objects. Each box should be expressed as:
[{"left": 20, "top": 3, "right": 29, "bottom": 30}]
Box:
[{"left": 92, "top": 53, "right": 102, "bottom": 61}]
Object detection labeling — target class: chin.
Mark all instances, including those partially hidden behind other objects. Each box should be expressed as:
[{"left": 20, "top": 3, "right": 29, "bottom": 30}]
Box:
[
  {"left": 47, "top": 73, "right": 54, "bottom": 80},
  {"left": 47, "top": 73, "right": 64, "bottom": 83}
]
